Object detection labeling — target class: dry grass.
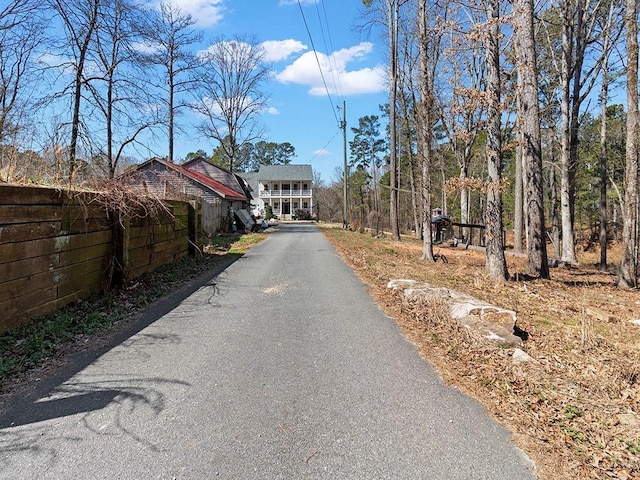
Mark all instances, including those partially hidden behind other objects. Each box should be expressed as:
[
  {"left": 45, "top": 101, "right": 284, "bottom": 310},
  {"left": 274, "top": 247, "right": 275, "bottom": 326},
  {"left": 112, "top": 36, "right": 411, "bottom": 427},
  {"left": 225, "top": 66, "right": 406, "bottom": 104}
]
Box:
[{"left": 321, "top": 225, "right": 640, "bottom": 480}]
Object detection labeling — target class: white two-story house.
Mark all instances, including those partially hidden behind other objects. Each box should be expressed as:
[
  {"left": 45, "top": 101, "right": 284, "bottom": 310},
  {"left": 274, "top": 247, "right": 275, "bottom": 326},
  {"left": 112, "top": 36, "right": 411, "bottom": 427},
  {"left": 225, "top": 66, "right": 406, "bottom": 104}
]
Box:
[{"left": 242, "top": 165, "right": 313, "bottom": 220}]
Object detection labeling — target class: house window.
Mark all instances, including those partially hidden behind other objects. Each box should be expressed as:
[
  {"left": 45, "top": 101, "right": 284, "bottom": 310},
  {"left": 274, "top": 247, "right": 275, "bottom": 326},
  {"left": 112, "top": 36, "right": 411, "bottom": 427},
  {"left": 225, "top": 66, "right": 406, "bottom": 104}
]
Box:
[
  {"left": 293, "top": 202, "right": 299, "bottom": 209},
  {"left": 303, "top": 201, "right": 308, "bottom": 209},
  {"left": 293, "top": 183, "right": 298, "bottom": 190},
  {"left": 303, "top": 183, "right": 308, "bottom": 190},
  {"left": 274, "top": 202, "right": 279, "bottom": 209}
]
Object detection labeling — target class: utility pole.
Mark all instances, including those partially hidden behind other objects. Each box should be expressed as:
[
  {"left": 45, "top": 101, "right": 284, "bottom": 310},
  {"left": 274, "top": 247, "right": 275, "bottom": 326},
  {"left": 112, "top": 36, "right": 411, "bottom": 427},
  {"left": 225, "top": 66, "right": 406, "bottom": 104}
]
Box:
[{"left": 341, "top": 100, "right": 349, "bottom": 229}]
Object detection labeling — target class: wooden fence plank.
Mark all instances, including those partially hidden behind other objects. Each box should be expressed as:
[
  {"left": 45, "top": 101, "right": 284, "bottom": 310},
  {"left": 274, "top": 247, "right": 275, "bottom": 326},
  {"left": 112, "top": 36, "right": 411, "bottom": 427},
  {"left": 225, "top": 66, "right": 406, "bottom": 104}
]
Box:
[
  {"left": 0, "top": 221, "right": 62, "bottom": 243},
  {"left": 66, "top": 217, "right": 111, "bottom": 234},
  {"left": 58, "top": 243, "right": 111, "bottom": 267},
  {"left": 0, "top": 257, "right": 106, "bottom": 303},
  {"left": 0, "top": 185, "right": 65, "bottom": 205},
  {"left": 0, "top": 286, "right": 58, "bottom": 328},
  {"left": 0, "top": 255, "right": 60, "bottom": 284},
  {"left": 0, "top": 230, "right": 111, "bottom": 263},
  {"left": 57, "top": 269, "right": 104, "bottom": 298},
  {"left": 0, "top": 205, "right": 65, "bottom": 224}
]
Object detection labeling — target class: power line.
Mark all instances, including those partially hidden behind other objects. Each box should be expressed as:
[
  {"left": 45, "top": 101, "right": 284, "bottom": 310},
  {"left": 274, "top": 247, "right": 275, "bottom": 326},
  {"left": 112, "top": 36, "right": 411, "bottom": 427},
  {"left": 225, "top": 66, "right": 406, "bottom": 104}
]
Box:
[
  {"left": 314, "top": 0, "right": 344, "bottom": 100},
  {"left": 296, "top": 0, "right": 340, "bottom": 125},
  {"left": 305, "top": 128, "right": 341, "bottom": 163}
]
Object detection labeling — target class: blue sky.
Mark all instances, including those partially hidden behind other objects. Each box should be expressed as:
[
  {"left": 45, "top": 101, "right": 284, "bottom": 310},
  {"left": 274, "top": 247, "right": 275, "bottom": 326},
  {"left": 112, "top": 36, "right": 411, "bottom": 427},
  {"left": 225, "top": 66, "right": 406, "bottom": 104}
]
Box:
[{"left": 158, "top": 0, "right": 389, "bottom": 183}]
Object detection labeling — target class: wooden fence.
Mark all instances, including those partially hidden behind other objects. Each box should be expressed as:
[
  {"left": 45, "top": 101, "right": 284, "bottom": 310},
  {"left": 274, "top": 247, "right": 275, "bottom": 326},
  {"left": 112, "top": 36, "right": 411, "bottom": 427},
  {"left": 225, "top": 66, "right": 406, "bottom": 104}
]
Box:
[{"left": 0, "top": 184, "right": 201, "bottom": 333}]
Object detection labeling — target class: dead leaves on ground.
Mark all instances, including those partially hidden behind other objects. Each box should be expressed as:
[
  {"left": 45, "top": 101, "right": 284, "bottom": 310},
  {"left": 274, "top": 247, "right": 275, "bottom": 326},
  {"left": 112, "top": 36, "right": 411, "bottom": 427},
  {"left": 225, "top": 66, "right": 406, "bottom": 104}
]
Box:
[{"left": 322, "top": 227, "right": 640, "bottom": 480}]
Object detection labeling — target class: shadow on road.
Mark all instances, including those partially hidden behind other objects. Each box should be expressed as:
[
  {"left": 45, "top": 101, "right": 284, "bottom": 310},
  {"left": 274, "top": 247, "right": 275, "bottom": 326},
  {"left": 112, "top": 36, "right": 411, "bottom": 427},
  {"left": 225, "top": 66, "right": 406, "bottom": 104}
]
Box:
[{"left": 0, "top": 254, "right": 242, "bottom": 430}]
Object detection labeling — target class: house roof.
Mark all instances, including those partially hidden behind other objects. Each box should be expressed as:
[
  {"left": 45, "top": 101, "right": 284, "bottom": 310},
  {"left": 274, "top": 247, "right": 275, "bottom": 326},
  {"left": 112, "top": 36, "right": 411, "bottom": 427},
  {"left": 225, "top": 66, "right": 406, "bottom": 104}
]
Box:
[
  {"left": 240, "top": 172, "right": 259, "bottom": 199},
  {"left": 172, "top": 163, "right": 247, "bottom": 200},
  {"left": 254, "top": 164, "right": 313, "bottom": 182},
  {"left": 133, "top": 158, "right": 248, "bottom": 201},
  {"left": 182, "top": 156, "right": 254, "bottom": 200}
]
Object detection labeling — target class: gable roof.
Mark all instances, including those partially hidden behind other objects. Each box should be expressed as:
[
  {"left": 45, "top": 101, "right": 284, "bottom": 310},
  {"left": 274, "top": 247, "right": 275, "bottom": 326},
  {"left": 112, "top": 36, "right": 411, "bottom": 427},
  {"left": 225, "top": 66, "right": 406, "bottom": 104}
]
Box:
[
  {"left": 171, "top": 163, "right": 247, "bottom": 200},
  {"left": 132, "top": 158, "right": 248, "bottom": 201},
  {"left": 254, "top": 164, "right": 313, "bottom": 182},
  {"left": 239, "top": 172, "right": 259, "bottom": 201},
  {"left": 182, "top": 156, "right": 254, "bottom": 199}
]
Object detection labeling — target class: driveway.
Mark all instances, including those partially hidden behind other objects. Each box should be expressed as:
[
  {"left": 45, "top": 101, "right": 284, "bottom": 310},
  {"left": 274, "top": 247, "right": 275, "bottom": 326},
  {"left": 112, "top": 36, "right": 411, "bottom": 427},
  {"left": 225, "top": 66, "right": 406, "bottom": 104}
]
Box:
[{"left": 0, "top": 222, "right": 536, "bottom": 479}]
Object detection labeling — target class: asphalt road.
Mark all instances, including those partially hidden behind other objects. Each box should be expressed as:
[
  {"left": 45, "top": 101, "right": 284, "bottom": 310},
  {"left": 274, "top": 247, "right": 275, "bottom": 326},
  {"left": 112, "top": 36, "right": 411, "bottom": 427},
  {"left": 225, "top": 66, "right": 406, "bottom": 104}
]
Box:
[{"left": 0, "top": 222, "right": 536, "bottom": 479}]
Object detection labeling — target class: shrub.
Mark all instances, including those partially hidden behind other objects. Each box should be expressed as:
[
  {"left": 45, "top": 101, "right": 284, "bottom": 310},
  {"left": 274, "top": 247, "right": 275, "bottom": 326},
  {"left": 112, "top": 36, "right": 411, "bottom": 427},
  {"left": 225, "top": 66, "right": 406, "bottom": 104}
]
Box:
[
  {"left": 265, "top": 204, "right": 274, "bottom": 220},
  {"left": 293, "top": 208, "right": 312, "bottom": 220}
]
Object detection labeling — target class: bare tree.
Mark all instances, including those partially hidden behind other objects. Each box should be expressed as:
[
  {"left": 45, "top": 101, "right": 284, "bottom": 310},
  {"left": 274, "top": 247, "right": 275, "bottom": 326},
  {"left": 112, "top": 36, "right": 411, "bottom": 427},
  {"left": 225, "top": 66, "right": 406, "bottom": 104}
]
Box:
[
  {"left": 193, "top": 35, "right": 270, "bottom": 172},
  {"left": 0, "top": 0, "right": 41, "bottom": 146},
  {"left": 439, "top": 6, "right": 486, "bottom": 245},
  {"left": 416, "top": 0, "right": 445, "bottom": 261},
  {"left": 541, "top": 0, "right": 609, "bottom": 264},
  {"left": 49, "top": 0, "right": 100, "bottom": 183},
  {"left": 1, "top": 0, "right": 33, "bottom": 29},
  {"left": 363, "top": 0, "right": 405, "bottom": 239},
  {"left": 140, "top": 2, "right": 201, "bottom": 163},
  {"left": 619, "top": 0, "right": 639, "bottom": 287},
  {"left": 397, "top": 46, "right": 421, "bottom": 238},
  {"left": 349, "top": 115, "right": 386, "bottom": 214},
  {"left": 86, "top": 0, "right": 160, "bottom": 178},
  {"left": 387, "top": 0, "right": 402, "bottom": 240},
  {"left": 417, "top": 0, "right": 433, "bottom": 260},
  {"left": 484, "top": 0, "right": 508, "bottom": 281},
  {"left": 513, "top": 0, "right": 550, "bottom": 278},
  {"left": 596, "top": 1, "right": 623, "bottom": 269}
]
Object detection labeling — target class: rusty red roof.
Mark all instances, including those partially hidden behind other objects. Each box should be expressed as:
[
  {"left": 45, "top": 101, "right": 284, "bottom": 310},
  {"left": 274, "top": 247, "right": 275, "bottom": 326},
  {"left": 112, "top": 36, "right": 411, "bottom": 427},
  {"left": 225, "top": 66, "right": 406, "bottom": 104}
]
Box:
[{"left": 160, "top": 160, "right": 247, "bottom": 201}]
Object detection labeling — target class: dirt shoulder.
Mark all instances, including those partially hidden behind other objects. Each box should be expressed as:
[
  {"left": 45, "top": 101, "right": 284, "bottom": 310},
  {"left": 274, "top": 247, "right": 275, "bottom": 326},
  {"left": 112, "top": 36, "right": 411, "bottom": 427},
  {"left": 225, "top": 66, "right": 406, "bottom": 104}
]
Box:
[{"left": 320, "top": 225, "right": 640, "bottom": 480}]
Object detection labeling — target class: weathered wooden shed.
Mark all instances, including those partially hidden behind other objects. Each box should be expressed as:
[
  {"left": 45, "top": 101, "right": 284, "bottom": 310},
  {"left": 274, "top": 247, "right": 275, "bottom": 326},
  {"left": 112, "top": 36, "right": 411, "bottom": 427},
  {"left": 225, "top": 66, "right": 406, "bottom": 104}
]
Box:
[{"left": 125, "top": 158, "right": 250, "bottom": 235}]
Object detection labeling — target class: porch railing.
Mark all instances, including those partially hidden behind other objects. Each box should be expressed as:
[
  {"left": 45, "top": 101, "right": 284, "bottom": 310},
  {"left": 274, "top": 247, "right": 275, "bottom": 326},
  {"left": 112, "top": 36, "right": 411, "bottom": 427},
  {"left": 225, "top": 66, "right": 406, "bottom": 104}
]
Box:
[{"left": 260, "top": 189, "right": 312, "bottom": 197}]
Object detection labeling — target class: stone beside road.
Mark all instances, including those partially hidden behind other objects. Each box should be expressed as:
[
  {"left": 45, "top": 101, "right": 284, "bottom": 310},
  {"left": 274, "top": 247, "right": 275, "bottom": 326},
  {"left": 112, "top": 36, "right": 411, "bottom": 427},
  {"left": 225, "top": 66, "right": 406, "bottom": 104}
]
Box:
[{"left": 387, "top": 279, "right": 523, "bottom": 346}]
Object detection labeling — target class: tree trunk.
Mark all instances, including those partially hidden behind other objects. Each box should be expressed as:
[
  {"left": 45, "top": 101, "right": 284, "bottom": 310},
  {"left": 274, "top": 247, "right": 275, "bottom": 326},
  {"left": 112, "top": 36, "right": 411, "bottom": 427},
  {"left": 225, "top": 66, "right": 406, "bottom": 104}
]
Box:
[
  {"left": 398, "top": 39, "right": 421, "bottom": 239},
  {"left": 598, "top": 1, "right": 618, "bottom": 270},
  {"left": 440, "top": 155, "right": 447, "bottom": 216},
  {"left": 559, "top": 12, "right": 576, "bottom": 264},
  {"left": 168, "top": 66, "right": 174, "bottom": 163},
  {"left": 59, "top": 0, "right": 100, "bottom": 184},
  {"left": 404, "top": 116, "right": 421, "bottom": 239},
  {"left": 514, "top": 0, "right": 550, "bottom": 279},
  {"left": 598, "top": 51, "right": 609, "bottom": 270},
  {"left": 388, "top": 0, "right": 400, "bottom": 240},
  {"left": 559, "top": 0, "right": 592, "bottom": 265},
  {"left": 484, "top": 0, "right": 508, "bottom": 281},
  {"left": 459, "top": 162, "right": 470, "bottom": 242},
  {"left": 619, "top": 0, "right": 639, "bottom": 287},
  {"left": 550, "top": 161, "right": 561, "bottom": 259},
  {"left": 418, "top": 0, "right": 433, "bottom": 261},
  {"left": 514, "top": 125, "right": 524, "bottom": 254}
]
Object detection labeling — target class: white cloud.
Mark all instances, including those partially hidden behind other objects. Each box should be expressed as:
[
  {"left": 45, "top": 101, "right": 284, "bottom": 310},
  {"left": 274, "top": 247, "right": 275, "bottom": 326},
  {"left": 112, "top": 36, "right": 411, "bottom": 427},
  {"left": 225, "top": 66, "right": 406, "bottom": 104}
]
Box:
[
  {"left": 260, "top": 39, "right": 308, "bottom": 62},
  {"left": 276, "top": 42, "right": 386, "bottom": 96},
  {"left": 37, "top": 52, "right": 68, "bottom": 69},
  {"left": 266, "top": 106, "right": 280, "bottom": 115},
  {"left": 132, "top": 41, "right": 161, "bottom": 55},
  {"left": 197, "top": 40, "right": 254, "bottom": 61},
  {"left": 314, "top": 148, "right": 331, "bottom": 156},
  {"left": 147, "top": 0, "right": 225, "bottom": 28}
]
